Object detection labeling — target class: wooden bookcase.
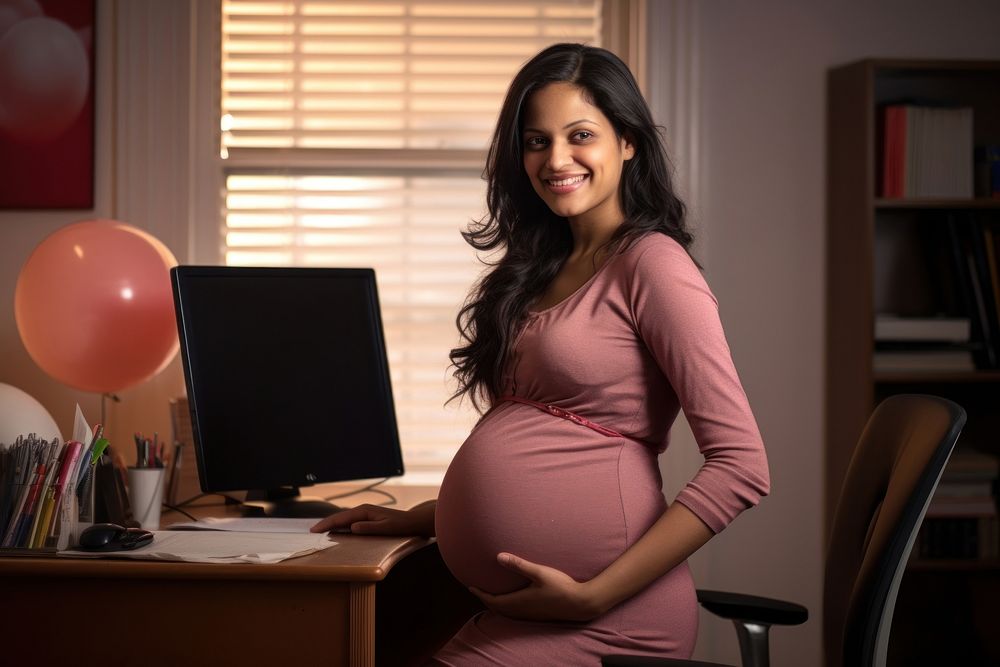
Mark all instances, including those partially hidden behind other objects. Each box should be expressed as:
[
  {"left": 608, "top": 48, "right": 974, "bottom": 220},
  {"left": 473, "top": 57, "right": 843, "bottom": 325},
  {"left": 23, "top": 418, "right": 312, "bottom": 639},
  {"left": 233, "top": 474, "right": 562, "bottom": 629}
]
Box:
[{"left": 826, "top": 59, "right": 1000, "bottom": 666}]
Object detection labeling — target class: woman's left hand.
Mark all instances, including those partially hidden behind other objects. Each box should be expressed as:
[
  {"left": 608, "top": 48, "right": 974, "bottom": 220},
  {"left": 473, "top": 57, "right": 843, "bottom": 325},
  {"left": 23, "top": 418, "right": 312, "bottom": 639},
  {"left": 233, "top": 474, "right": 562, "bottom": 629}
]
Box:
[{"left": 468, "top": 553, "right": 608, "bottom": 622}]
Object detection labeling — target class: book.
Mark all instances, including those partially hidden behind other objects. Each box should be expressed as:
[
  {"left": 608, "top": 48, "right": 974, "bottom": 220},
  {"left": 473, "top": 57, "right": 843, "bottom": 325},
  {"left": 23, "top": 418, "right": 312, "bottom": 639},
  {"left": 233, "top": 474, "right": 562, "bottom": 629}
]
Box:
[
  {"left": 873, "top": 349, "right": 975, "bottom": 372},
  {"left": 944, "top": 448, "right": 1000, "bottom": 479},
  {"left": 917, "top": 516, "right": 999, "bottom": 559},
  {"left": 947, "top": 216, "right": 999, "bottom": 368},
  {"left": 936, "top": 481, "right": 996, "bottom": 498},
  {"left": 880, "top": 105, "right": 974, "bottom": 199},
  {"left": 874, "top": 315, "right": 970, "bottom": 342},
  {"left": 984, "top": 225, "right": 1000, "bottom": 323},
  {"left": 881, "top": 105, "right": 905, "bottom": 197},
  {"left": 926, "top": 496, "right": 997, "bottom": 518},
  {"left": 968, "top": 219, "right": 1000, "bottom": 365},
  {"left": 978, "top": 145, "right": 1000, "bottom": 198}
]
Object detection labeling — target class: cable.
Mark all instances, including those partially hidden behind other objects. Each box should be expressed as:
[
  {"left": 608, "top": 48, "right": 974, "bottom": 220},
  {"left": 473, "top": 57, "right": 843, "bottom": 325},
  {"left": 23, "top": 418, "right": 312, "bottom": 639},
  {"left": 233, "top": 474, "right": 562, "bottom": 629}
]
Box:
[
  {"left": 323, "top": 478, "right": 398, "bottom": 507},
  {"left": 173, "top": 491, "right": 244, "bottom": 508},
  {"left": 161, "top": 503, "right": 197, "bottom": 521},
  {"left": 163, "top": 494, "right": 244, "bottom": 520}
]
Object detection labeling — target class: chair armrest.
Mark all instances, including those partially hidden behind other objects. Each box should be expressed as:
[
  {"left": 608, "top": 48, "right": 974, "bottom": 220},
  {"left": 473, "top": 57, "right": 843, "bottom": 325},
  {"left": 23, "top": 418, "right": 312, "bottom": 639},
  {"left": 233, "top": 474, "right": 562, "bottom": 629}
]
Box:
[
  {"left": 601, "top": 590, "right": 808, "bottom": 666},
  {"left": 697, "top": 589, "right": 808, "bottom": 626}
]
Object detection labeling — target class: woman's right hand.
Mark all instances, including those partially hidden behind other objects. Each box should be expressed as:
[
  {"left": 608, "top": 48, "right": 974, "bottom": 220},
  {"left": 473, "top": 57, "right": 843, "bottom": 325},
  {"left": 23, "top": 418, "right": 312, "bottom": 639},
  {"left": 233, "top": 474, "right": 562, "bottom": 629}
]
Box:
[{"left": 310, "top": 500, "right": 436, "bottom": 537}]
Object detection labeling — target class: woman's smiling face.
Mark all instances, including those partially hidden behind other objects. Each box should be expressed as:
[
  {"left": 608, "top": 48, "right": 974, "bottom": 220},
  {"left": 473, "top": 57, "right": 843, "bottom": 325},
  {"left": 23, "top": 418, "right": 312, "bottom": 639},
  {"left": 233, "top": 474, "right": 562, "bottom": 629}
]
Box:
[{"left": 521, "top": 82, "right": 634, "bottom": 227}]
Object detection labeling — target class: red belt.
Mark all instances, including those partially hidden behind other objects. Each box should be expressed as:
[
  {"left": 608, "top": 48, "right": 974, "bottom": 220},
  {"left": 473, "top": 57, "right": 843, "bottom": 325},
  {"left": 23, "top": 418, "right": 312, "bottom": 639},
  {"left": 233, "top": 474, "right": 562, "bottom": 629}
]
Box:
[{"left": 498, "top": 395, "right": 624, "bottom": 438}]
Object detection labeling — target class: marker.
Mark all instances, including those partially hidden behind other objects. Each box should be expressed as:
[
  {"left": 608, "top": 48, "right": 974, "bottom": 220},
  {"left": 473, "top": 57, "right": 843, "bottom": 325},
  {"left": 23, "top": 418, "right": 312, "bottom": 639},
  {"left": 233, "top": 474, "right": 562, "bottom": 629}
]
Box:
[{"left": 90, "top": 437, "right": 110, "bottom": 464}]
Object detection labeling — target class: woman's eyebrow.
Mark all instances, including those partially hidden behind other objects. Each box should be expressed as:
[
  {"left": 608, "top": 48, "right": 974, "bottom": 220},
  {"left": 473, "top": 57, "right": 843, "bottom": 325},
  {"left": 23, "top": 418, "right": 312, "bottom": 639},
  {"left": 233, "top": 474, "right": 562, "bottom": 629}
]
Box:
[{"left": 522, "top": 119, "right": 598, "bottom": 134}]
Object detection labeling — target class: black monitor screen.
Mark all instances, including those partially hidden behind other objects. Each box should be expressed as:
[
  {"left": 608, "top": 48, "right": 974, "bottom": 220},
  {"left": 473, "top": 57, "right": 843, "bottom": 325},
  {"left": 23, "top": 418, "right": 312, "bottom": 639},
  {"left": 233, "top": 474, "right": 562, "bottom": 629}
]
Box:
[{"left": 171, "top": 266, "right": 404, "bottom": 503}]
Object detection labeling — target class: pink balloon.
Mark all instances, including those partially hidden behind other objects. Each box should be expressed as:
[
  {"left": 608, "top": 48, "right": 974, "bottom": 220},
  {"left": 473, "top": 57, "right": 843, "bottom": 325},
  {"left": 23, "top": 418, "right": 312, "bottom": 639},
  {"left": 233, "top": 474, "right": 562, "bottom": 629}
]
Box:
[
  {"left": 15, "top": 220, "right": 180, "bottom": 393},
  {"left": 0, "top": 16, "right": 89, "bottom": 143}
]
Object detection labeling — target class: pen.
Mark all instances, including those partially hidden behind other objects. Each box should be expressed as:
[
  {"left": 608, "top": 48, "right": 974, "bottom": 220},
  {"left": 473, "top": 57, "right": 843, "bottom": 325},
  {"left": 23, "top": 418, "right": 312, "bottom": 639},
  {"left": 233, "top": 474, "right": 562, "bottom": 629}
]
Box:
[
  {"left": 77, "top": 424, "right": 103, "bottom": 483},
  {"left": 12, "top": 462, "right": 46, "bottom": 547},
  {"left": 27, "top": 443, "right": 62, "bottom": 547},
  {"left": 31, "top": 486, "right": 57, "bottom": 549},
  {"left": 2, "top": 447, "right": 41, "bottom": 547},
  {"left": 51, "top": 440, "right": 83, "bottom": 523}
]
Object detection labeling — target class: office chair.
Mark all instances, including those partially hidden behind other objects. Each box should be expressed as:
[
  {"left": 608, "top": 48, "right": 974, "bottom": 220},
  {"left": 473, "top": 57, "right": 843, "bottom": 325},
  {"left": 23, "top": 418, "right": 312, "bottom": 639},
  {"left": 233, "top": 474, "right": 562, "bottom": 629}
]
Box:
[{"left": 603, "top": 394, "right": 966, "bottom": 667}]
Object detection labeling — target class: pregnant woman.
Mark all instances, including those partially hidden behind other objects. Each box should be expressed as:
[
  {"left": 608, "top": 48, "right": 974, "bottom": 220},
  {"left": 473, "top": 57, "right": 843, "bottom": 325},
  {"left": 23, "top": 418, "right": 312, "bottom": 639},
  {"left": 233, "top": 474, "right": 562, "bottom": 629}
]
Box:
[{"left": 312, "top": 43, "right": 770, "bottom": 665}]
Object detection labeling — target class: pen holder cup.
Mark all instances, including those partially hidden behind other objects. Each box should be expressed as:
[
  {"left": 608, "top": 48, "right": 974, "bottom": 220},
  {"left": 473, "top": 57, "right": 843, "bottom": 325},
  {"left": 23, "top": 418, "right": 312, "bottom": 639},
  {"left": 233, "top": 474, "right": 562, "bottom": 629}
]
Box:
[{"left": 127, "top": 467, "right": 165, "bottom": 530}]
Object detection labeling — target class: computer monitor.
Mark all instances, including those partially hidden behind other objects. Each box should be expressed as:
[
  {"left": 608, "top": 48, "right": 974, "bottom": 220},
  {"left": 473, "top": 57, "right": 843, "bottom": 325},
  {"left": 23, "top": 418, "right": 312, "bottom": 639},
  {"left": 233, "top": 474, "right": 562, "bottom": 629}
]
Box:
[{"left": 171, "top": 266, "right": 404, "bottom": 517}]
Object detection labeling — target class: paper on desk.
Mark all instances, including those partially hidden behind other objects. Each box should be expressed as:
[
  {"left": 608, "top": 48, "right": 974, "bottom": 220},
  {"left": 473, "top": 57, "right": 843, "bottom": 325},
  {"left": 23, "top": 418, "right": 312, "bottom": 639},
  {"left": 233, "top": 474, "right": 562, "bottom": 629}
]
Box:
[
  {"left": 168, "top": 517, "right": 319, "bottom": 533},
  {"left": 59, "top": 530, "right": 337, "bottom": 564},
  {"left": 72, "top": 404, "right": 91, "bottom": 444}
]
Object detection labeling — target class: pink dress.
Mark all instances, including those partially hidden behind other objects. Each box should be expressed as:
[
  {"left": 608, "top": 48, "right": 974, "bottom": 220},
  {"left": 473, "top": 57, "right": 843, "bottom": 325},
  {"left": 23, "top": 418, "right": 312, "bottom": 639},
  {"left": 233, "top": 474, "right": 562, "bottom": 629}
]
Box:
[{"left": 432, "top": 233, "right": 770, "bottom": 665}]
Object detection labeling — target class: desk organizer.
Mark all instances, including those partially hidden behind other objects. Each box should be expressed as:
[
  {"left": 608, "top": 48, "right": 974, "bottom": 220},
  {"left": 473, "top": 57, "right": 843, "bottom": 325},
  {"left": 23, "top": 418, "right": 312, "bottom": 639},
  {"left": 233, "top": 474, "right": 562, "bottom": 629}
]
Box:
[{"left": 0, "top": 434, "right": 97, "bottom": 553}]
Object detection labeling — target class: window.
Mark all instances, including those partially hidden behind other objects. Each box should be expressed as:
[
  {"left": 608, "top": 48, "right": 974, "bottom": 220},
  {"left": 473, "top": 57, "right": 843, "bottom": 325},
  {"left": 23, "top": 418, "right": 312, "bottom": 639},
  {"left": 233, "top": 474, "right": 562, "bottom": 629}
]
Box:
[{"left": 218, "top": 0, "right": 631, "bottom": 483}]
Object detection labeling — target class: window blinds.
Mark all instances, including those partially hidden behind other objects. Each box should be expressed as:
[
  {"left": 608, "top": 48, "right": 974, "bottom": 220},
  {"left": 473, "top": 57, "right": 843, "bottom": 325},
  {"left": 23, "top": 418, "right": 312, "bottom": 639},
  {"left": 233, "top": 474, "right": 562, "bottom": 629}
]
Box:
[
  {"left": 221, "top": 0, "right": 602, "bottom": 151},
  {"left": 220, "top": 0, "right": 603, "bottom": 483}
]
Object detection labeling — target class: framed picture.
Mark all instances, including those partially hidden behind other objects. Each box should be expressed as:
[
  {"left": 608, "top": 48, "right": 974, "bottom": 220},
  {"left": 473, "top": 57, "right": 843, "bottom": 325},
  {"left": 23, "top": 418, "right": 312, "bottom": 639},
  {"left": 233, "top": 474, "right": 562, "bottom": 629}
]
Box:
[{"left": 0, "top": 0, "right": 96, "bottom": 209}]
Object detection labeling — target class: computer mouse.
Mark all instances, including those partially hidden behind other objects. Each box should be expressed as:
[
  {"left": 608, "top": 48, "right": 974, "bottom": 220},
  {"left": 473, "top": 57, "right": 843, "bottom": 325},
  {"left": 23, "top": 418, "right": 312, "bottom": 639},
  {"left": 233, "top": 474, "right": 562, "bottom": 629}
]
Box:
[{"left": 78, "top": 523, "right": 154, "bottom": 551}]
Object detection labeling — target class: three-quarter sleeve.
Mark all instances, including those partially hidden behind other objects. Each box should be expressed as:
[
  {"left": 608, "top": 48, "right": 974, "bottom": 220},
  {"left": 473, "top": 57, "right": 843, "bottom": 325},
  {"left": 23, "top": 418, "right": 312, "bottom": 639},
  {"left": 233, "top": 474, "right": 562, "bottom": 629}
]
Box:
[{"left": 627, "top": 236, "right": 770, "bottom": 533}]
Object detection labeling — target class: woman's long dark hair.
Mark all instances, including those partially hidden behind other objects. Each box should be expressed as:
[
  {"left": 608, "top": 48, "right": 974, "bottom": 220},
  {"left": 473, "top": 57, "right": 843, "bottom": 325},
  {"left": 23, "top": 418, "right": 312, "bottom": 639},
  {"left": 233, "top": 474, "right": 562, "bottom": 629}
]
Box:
[{"left": 449, "top": 43, "right": 693, "bottom": 412}]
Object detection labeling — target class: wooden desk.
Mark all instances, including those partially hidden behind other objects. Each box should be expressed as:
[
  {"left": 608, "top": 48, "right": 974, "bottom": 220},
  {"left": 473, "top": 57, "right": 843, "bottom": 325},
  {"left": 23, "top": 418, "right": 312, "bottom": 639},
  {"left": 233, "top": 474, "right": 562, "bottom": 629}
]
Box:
[{"left": 0, "top": 509, "right": 480, "bottom": 666}]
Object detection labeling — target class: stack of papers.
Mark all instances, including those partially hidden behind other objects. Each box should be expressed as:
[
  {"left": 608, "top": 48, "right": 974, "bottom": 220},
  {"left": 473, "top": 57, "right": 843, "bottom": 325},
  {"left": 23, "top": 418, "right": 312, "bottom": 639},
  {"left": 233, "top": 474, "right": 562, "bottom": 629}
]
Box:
[
  {"left": 169, "top": 517, "right": 320, "bottom": 533},
  {"left": 60, "top": 518, "right": 336, "bottom": 564}
]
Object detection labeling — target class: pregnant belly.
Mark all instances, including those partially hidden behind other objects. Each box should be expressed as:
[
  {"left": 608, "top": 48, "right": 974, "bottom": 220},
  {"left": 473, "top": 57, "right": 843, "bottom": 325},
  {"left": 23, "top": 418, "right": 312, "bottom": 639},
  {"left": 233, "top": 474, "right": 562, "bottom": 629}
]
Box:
[{"left": 435, "top": 404, "right": 663, "bottom": 595}]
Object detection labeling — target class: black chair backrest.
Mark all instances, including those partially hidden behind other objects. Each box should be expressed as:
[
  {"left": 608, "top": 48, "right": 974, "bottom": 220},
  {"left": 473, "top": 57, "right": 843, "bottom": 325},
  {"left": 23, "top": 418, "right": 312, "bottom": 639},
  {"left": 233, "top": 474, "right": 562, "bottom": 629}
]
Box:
[{"left": 823, "top": 394, "right": 965, "bottom": 667}]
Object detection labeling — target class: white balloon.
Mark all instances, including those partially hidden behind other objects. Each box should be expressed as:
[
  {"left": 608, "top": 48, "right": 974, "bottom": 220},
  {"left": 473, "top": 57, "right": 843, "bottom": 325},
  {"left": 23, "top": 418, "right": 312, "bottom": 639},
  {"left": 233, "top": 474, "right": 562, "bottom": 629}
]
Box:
[
  {"left": 0, "top": 0, "right": 42, "bottom": 39},
  {"left": 0, "top": 383, "right": 61, "bottom": 447},
  {"left": 0, "top": 16, "right": 89, "bottom": 143}
]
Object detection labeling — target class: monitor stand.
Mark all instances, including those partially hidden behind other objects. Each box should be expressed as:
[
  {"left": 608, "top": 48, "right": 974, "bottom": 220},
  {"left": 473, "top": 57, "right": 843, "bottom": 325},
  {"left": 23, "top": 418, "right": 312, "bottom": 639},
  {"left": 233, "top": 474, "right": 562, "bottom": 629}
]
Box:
[{"left": 241, "top": 487, "right": 342, "bottom": 518}]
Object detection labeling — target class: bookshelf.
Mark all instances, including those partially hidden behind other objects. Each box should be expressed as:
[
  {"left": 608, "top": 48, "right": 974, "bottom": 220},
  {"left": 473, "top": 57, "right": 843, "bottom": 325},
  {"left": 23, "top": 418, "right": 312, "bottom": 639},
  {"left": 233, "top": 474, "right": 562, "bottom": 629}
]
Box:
[{"left": 827, "top": 59, "right": 1000, "bottom": 666}]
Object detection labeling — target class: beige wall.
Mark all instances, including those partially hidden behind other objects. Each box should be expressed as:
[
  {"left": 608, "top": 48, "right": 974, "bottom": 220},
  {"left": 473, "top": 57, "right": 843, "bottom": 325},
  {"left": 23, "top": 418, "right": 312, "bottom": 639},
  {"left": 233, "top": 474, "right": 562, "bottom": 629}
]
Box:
[
  {"left": 0, "top": 1, "right": 191, "bottom": 463},
  {"left": 676, "top": 0, "right": 1000, "bottom": 664}
]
